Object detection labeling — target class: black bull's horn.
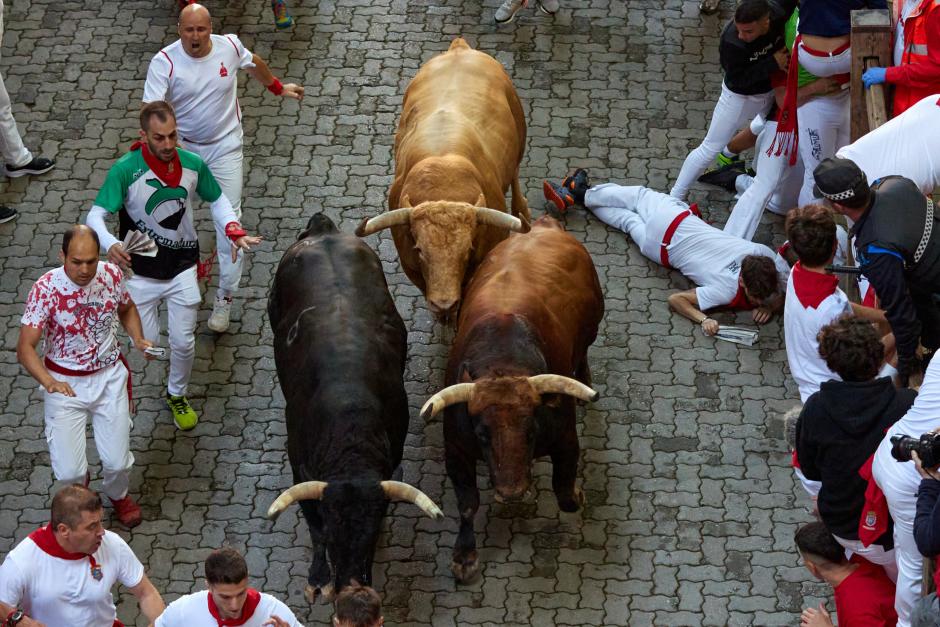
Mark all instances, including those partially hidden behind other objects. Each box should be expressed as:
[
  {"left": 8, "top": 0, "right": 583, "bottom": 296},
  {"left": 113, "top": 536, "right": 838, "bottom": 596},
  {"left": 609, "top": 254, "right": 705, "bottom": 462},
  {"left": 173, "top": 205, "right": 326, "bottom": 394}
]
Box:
[
  {"left": 420, "top": 374, "right": 600, "bottom": 420},
  {"left": 355, "top": 206, "right": 529, "bottom": 238},
  {"left": 266, "top": 480, "right": 444, "bottom": 520}
]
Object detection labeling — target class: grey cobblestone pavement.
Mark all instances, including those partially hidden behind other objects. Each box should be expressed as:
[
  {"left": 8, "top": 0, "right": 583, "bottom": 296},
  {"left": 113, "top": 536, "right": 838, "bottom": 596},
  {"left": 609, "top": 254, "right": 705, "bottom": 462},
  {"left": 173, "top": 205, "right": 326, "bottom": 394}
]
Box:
[{"left": 0, "top": 0, "right": 834, "bottom": 624}]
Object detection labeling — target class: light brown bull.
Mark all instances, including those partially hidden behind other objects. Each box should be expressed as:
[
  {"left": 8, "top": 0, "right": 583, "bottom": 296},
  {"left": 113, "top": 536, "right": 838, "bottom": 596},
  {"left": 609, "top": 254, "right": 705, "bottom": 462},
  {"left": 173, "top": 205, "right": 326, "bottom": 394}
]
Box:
[{"left": 356, "top": 37, "right": 530, "bottom": 319}]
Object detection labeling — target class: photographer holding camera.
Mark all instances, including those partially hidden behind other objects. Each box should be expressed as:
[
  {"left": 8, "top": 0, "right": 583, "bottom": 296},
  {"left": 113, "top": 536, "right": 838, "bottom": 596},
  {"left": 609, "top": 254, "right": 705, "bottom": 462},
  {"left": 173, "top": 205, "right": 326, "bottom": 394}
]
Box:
[
  {"left": 874, "top": 354, "right": 940, "bottom": 626},
  {"left": 907, "top": 442, "right": 940, "bottom": 626}
]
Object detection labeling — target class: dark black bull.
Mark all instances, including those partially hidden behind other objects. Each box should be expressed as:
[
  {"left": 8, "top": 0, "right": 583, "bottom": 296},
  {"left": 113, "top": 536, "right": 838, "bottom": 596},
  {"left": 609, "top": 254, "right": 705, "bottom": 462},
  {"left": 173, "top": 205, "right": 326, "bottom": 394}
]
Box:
[{"left": 266, "top": 214, "right": 443, "bottom": 602}]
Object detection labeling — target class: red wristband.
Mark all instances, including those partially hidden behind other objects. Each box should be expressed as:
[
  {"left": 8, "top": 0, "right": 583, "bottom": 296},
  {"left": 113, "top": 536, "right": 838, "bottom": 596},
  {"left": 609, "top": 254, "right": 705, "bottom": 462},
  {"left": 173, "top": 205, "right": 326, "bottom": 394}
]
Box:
[
  {"left": 267, "top": 78, "right": 284, "bottom": 96},
  {"left": 225, "top": 221, "right": 248, "bottom": 242}
]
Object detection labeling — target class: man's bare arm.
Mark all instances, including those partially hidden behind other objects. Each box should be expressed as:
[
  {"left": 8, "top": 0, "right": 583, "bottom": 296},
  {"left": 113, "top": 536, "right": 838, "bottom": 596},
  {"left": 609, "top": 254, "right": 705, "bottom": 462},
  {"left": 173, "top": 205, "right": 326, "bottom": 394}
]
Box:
[
  {"left": 16, "top": 326, "right": 75, "bottom": 397},
  {"left": 128, "top": 575, "right": 165, "bottom": 626},
  {"left": 245, "top": 54, "right": 304, "bottom": 100}
]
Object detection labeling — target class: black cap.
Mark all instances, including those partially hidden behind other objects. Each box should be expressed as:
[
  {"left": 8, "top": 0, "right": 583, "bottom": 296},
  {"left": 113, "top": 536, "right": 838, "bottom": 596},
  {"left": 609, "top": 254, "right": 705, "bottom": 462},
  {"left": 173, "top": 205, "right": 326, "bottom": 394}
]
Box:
[{"left": 812, "top": 157, "right": 869, "bottom": 203}]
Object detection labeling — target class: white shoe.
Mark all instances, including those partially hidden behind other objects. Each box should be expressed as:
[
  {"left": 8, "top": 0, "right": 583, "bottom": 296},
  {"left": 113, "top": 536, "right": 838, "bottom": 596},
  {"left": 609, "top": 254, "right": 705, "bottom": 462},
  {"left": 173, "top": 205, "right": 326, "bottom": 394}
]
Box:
[
  {"left": 536, "top": 0, "right": 558, "bottom": 14},
  {"left": 495, "top": 0, "right": 527, "bottom": 23},
  {"left": 208, "top": 296, "right": 233, "bottom": 333}
]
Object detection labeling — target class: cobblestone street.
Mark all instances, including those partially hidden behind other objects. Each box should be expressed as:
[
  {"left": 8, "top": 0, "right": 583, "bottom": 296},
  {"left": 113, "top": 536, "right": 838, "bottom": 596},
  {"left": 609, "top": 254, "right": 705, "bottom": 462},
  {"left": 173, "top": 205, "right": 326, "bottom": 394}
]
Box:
[{"left": 0, "top": 0, "right": 831, "bottom": 624}]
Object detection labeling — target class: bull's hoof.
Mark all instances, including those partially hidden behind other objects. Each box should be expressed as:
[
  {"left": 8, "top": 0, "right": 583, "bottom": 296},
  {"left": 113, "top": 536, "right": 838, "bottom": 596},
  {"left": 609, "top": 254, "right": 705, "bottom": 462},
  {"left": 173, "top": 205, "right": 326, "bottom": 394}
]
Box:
[
  {"left": 304, "top": 582, "right": 335, "bottom": 604},
  {"left": 557, "top": 487, "right": 585, "bottom": 513},
  {"left": 450, "top": 551, "right": 480, "bottom": 583}
]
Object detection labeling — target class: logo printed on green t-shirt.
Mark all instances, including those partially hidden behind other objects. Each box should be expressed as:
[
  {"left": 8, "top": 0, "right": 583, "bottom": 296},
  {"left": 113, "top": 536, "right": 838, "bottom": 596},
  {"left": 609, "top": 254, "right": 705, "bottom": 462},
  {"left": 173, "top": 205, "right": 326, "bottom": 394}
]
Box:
[{"left": 144, "top": 179, "right": 188, "bottom": 216}]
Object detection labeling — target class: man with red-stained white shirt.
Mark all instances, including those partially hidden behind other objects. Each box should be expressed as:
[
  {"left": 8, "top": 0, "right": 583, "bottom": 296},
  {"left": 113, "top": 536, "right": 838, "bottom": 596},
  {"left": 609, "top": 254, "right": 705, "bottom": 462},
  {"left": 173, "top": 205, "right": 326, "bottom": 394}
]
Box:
[
  {"left": 155, "top": 547, "right": 301, "bottom": 627},
  {"left": 15, "top": 226, "right": 152, "bottom": 528},
  {"left": 143, "top": 3, "right": 303, "bottom": 333},
  {"left": 0, "top": 485, "right": 165, "bottom": 627}
]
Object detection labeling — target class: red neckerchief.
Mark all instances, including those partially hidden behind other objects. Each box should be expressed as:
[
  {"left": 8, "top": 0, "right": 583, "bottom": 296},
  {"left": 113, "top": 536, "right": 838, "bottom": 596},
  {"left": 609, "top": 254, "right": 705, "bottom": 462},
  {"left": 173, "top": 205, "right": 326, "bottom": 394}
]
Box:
[
  {"left": 29, "top": 523, "right": 87, "bottom": 560},
  {"left": 130, "top": 140, "right": 183, "bottom": 188},
  {"left": 207, "top": 588, "right": 262, "bottom": 626},
  {"left": 28, "top": 523, "right": 106, "bottom": 582},
  {"left": 791, "top": 262, "right": 839, "bottom": 309},
  {"left": 725, "top": 283, "right": 754, "bottom": 311}
]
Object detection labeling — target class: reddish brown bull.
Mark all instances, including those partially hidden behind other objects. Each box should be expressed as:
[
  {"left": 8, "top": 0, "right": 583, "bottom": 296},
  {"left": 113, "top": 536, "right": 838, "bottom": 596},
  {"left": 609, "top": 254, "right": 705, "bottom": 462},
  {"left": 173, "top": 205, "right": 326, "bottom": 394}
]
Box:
[
  {"left": 355, "top": 37, "right": 530, "bottom": 319},
  {"left": 421, "top": 216, "right": 604, "bottom": 582}
]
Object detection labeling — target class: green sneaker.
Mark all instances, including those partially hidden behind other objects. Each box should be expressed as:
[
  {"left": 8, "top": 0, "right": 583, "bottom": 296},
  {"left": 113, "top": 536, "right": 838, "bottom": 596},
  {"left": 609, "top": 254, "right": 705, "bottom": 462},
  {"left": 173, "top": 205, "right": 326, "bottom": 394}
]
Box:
[
  {"left": 715, "top": 152, "right": 741, "bottom": 168},
  {"left": 166, "top": 394, "right": 198, "bottom": 430}
]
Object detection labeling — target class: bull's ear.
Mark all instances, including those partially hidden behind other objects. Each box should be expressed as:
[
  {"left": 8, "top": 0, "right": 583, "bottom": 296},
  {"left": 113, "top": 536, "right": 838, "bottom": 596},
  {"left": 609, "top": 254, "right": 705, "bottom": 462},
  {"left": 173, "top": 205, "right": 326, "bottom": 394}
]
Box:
[
  {"left": 458, "top": 364, "right": 473, "bottom": 384},
  {"left": 543, "top": 394, "right": 563, "bottom": 408},
  {"left": 400, "top": 194, "right": 413, "bottom": 208},
  {"left": 474, "top": 193, "right": 486, "bottom": 207}
]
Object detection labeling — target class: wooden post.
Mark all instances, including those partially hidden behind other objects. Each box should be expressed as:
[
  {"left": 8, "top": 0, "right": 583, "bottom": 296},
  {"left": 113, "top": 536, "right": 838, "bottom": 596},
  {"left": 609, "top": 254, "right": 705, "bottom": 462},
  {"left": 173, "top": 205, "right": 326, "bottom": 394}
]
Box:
[{"left": 850, "top": 9, "right": 893, "bottom": 141}]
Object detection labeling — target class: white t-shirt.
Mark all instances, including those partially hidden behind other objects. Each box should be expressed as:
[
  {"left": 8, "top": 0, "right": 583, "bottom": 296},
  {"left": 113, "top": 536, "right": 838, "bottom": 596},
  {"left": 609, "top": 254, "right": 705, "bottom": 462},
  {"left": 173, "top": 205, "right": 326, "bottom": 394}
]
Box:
[
  {"left": 143, "top": 34, "right": 255, "bottom": 144},
  {"left": 21, "top": 263, "right": 129, "bottom": 371},
  {"left": 0, "top": 528, "right": 144, "bottom": 627},
  {"left": 784, "top": 263, "right": 852, "bottom": 403},
  {"left": 837, "top": 94, "right": 940, "bottom": 196},
  {"left": 156, "top": 589, "right": 303, "bottom": 627},
  {"left": 666, "top": 216, "right": 790, "bottom": 312}
]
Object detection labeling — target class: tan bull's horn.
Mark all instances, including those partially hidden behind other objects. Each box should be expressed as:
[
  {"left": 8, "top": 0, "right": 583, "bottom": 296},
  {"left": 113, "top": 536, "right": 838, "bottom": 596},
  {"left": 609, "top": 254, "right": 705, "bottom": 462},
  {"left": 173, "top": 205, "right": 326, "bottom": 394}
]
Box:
[
  {"left": 528, "top": 374, "right": 600, "bottom": 403},
  {"left": 420, "top": 383, "right": 475, "bottom": 420},
  {"left": 355, "top": 208, "right": 413, "bottom": 237},
  {"left": 380, "top": 480, "right": 444, "bottom": 520},
  {"left": 474, "top": 207, "right": 527, "bottom": 233},
  {"left": 266, "top": 481, "right": 329, "bottom": 520}
]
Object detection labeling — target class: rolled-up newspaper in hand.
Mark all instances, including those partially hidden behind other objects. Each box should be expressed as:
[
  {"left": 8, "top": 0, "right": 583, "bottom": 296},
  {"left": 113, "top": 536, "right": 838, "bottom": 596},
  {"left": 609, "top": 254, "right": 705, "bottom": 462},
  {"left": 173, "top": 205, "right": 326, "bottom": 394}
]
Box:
[
  {"left": 122, "top": 230, "right": 157, "bottom": 257},
  {"left": 714, "top": 326, "right": 759, "bottom": 346}
]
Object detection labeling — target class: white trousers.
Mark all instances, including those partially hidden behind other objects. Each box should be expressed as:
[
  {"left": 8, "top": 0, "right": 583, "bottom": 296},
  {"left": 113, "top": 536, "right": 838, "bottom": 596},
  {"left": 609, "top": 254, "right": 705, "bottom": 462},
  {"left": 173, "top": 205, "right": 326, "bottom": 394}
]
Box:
[
  {"left": 670, "top": 82, "right": 773, "bottom": 201},
  {"left": 797, "top": 43, "right": 853, "bottom": 78},
  {"left": 585, "top": 183, "right": 690, "bottom": 264},
  {"left": 128, "top": 266, "right": 200, "bottom": 396},
  {"left": 725, "top": 119, "right": 804, "bottom": 241},
  {"left": 797, "top": 91, "right": 851, "bottom": 205},
  {"left": 874, "top": 450, "right": 923, "bottom": 627},
  {"left": 833, "top": 534, "right": 899, "bottom": 582},
  {"left": 43, "top": 362, "right": 133, "bottom": 501},
  {"left": 0, "top": 0, "right": 31, "bottom": 169},
  {"left": 183, "top": 130, "right": 244, "bottom": 297}
]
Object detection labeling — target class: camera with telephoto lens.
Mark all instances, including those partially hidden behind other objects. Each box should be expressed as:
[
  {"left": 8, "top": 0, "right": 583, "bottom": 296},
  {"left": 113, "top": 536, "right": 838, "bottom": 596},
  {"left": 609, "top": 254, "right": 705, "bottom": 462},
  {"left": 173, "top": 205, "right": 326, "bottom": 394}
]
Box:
[{"left": 890, "top": 433, "right": 940, "bottom": 468}]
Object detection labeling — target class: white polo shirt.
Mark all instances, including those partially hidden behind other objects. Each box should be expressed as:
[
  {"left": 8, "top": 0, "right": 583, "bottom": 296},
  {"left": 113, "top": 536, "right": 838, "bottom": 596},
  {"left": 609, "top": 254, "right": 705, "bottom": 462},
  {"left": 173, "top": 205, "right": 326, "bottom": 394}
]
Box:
[
  {"left": 666, "top": 215, "right": 790, "bottom": 312},
  {"left": 0, "top": 526, "right": 144, "bottom": 627},
  {"left": 784, "top": 262, "right": 852, "bottom": 402},
  {"left": 143, "top": 34, "right": 255, "bottom": 145},
  {"left": 156, "top": 589, "right": 303, "bottom": 627},
  {"left": 837, "top": 94, "right": 940, "bottom": 196}
]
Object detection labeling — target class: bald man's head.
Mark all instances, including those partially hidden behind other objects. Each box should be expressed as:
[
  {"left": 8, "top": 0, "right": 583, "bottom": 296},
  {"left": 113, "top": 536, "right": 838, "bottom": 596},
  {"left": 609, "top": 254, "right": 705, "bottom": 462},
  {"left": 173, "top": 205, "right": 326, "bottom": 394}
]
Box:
[{"left": 179, "top": 4, "right": 212, "bottom": 58}]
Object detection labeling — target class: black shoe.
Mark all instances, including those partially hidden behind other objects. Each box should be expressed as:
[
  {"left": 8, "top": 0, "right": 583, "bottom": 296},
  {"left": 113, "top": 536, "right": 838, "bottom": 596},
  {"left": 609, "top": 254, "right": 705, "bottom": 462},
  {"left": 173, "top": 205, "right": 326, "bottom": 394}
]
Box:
[
  {"left": 560, "top": 168, "right": 590, "bottom": 205},
  {"left": 697, "top": 162, "right": 745, "bottom": 192},
  {"left": 699, "top": 0, "right": 720, "bottom": 14},
  {"left": 0, "top": 206, "right": 17, "bottom": 223},
  {"left": 5, "top": 156, "right": 55, "bottom": 178}
]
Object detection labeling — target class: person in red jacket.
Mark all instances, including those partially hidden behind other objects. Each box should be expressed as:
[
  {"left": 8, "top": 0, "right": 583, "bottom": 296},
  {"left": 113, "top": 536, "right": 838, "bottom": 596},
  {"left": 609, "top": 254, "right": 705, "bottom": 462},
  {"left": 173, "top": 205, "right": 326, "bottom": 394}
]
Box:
[
  {"left": 796, "top": 522, "right": 899, "bottom": 627},
  {"left": 862, "top": 0, "right": 940, "bottom": 117}
]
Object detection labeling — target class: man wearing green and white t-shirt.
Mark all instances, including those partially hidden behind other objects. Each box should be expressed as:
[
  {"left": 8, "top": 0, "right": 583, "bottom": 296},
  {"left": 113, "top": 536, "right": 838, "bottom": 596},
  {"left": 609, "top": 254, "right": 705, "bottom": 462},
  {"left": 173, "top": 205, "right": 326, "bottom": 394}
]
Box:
[{"left": 86, "top": 101, "right": 261, "bottom": 429}]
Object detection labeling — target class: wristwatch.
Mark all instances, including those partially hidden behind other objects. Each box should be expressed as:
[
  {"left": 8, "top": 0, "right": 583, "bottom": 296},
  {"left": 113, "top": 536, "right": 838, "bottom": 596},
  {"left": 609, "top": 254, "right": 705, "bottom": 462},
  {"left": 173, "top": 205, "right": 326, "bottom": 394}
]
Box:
[{"left": 5, "top": 609, "right": 24, "bottom": 626}]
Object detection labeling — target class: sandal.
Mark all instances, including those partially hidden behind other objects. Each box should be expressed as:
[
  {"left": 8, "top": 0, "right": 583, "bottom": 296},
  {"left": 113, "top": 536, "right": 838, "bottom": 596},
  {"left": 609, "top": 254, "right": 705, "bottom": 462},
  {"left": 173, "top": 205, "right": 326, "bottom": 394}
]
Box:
[{"left": 699, "top": 0, "right": 720, "bottom": 15}]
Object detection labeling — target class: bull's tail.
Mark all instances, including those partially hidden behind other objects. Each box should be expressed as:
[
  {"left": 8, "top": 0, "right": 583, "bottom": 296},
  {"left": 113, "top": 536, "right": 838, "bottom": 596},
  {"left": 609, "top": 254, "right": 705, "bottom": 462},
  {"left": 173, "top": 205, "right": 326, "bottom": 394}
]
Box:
[
  {"left": 298, "top": 213, "right": 338, "bottom": 240},
  {"left": 448, "top": 37, "right": 471, "bottom": 51}
]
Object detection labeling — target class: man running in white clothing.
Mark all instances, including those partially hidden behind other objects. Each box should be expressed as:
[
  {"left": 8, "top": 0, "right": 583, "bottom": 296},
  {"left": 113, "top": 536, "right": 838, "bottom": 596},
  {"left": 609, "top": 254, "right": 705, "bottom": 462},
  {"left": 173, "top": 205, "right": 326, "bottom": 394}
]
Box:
[
  {"left": 143, "top": 3, "right": 303, "bottom": 333},
  {"left": 0, "top": 485, "right": 165, "bottom": 627},
  {"left": 16, "top": 226, "right": 152, "bottom": 527},
  {"left": 545, "top": 170, "right": 790, "bottom": 334},
  {"left": 86, "top": 101, "right": 261, "bottom": 430},
  {"left": 155, "top": 547, "right": 301, "bottom": 627}
]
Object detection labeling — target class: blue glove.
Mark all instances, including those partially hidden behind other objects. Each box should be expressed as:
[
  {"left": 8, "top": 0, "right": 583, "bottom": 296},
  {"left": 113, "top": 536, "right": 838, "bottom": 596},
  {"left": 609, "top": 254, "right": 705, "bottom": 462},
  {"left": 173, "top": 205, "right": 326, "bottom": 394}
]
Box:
[{"left": 862, "top": 67, "right": 887, "bottom": 88}]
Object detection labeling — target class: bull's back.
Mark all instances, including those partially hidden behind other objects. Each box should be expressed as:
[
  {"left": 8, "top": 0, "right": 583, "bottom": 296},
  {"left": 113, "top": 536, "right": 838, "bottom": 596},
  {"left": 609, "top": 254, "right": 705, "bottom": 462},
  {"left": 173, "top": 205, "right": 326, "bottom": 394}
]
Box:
[
  {"left": 395, "top": 39, "right": 525, "bottom": 176},
  {"left": 269, "top": 232, "right": 408, "bottom": 435},
  {"left": 457, "top": 220, "right": 604, "bottom": 360}
]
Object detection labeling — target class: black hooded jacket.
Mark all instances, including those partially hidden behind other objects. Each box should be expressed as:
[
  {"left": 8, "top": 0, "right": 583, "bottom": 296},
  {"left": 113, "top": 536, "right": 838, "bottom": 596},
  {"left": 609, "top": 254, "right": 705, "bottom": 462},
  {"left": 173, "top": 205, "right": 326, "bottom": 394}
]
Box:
[{"left": 796, "top": 377, "right": 917, "bottom": 541}]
